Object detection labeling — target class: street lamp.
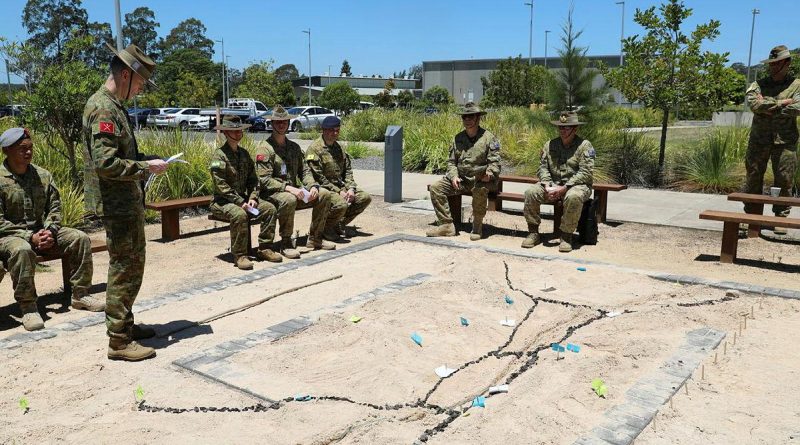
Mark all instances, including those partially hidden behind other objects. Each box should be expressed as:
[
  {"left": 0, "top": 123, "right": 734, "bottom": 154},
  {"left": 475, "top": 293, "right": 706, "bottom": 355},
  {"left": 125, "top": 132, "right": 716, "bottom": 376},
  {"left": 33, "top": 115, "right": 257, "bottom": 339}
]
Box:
[
  {"left": 226, "top": 55, "right": 231, "bottom": 102},
  {"left": 746, "top": 8, "right": 760, "bottom": 89},
  {"left": 216, "top": 39, "right": 227, "bottom": 105},
  {"left": 302, "top": 28, "right": 311, "bottom": 106},
  {"left": 615, "top": 1, "right": 625, "bottom": 67},
  {"left": 524, "top": 2, "right": 533, "bottom": 65},
  {"left": 544, "top": 30, "right": 551, "bottom": 68}
]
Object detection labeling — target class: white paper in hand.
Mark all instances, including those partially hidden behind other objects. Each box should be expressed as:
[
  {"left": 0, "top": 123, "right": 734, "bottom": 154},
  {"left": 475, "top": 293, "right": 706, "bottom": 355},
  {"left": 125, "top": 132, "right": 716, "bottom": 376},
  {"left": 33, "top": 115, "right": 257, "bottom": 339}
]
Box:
[
  {"left": 300, "top": 188, "right": 312, "bottom": 203},
  {"left": 246, "top": 206, "right": 260, "bottom": 216},
  {"left": 435, "top": 365, "right": 456, "bottom": 378},
  {"left": 165, "top": 152, "right": 188, "bottom": 164}
]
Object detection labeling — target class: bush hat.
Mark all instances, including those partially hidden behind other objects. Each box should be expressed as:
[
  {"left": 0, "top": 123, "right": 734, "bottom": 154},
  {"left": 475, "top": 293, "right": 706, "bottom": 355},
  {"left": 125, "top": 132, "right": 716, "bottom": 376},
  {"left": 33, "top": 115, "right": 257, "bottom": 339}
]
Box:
[
  {"left": 761, "top": 45, "right": 792, "bottom": 64},
  {"left": 321, "top": 116, "right": 341, "bottom": 129},
  {"left": 457, "top": 101, "right": 487, "bottom": 116},
  {"left": 106, "top": 43, "right": 157, "bottom": 87},
  {"left": 0, "top": 127, "right": 30, "bottom": 149},
  {"left": 215, "top": 115, "right": 251, "bottom": 131},
  {"left": 550, "top": 111, "right": 585, "bottom": 126},
  {"left": 268, "top": 105, "right": 297, "bottom": 121}
]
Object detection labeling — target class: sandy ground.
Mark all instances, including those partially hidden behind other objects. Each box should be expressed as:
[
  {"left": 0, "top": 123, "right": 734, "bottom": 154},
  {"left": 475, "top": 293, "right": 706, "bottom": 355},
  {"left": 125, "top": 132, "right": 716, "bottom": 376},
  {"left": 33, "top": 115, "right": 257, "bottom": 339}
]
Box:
[{"left": 0, "top": 198, "right": 798, "bottom": 444}]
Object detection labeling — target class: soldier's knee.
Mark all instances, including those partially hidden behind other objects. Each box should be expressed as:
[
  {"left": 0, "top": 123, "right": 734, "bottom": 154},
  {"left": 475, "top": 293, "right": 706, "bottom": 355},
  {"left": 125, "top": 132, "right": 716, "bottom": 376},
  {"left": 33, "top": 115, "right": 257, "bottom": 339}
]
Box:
[
  {"left": 524, "top": 185, "right": 545, "bottom": 203},
  {"left": 228, "top": 206, "right": 248, "bottom": 223},
  {"left": 10, "top": 243, "right": 36, "bottom": 261},
  {"left": 360, "top": 193, "right": 372, "bottom": 206}
]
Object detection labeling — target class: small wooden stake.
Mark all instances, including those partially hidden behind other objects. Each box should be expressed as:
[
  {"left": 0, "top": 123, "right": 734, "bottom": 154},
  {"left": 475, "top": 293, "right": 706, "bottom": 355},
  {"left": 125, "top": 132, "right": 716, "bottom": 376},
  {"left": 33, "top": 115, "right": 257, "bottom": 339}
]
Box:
[
  {"left": 724, "top": 341, "right": 727, "bottom": 355},
  {"left": 743, "top": 315, "right": 747, "bottom": 329},
  {"left": 739, "top": 322, "right": 743, "bottom": 337},
  {"left": 684, "top": 383, "right": 689, "bottom": 395},
  {"left": 714, "top": 352, "right": 718, "bottom": 364},
  {"left": 759, "top": 298, "right": 763, "bottom": 309},
  {"left": 669, "top": 397, "right": 673, "bottom": 409},
  {"left": 751, "top": 305, "right": 754, "bottom": 319},
  {"left": 653, "top": 410, "right": 658, "bottom": 431},
  {"left": 701, "top": 364, "right": 705, "bottom": 380},
  {"left": 733, "top": 331, "right": 737, "bottom": 345}
]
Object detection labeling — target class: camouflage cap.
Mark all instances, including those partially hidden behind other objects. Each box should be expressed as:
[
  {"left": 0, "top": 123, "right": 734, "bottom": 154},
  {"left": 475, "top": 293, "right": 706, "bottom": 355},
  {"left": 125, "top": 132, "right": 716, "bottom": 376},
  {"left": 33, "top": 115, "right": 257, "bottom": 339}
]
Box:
[
  {"left": 106, "top": 43, "right": 157, "bottom": 87},
  {"left": 457, "top": 101, "right": 487, "bottom": 116},
  {"left": 550, "top": 111, "right": 585, "bottom": 126},
  {"left": 761, "top": 45, "right": 792, "bottom": 64},
  {"left": 268, "top": 105, "right": 297, "bottom": 121},
  {"left": 215, "top": 115, "right": 252, "bottom": 131}
]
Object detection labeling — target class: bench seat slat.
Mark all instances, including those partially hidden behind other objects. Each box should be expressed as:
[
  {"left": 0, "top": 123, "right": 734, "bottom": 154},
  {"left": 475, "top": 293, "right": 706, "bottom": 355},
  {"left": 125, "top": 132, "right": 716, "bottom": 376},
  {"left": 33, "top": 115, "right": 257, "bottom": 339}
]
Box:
[
  {"left": 145, "top": 196, "right": 212, "bottom": 211},
  {"left": 699, "top": 210, "right": 800, "bottom": 228},
  {"left": 726, "top": 192, "right": 800, "bottom": 206}
]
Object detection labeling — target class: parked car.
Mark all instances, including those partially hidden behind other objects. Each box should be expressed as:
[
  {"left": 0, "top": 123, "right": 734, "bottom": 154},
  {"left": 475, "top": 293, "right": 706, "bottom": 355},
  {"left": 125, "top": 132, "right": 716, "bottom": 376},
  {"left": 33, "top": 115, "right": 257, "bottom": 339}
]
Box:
[
  {"left": 188, "top": 115, "right": 212, "bottom": 131},
  {"left": 146, "top": 108, "right": 173, "bottom": 127},
  {"left": 127, "top": 107, "right": 155, "bottom": 128},
  {"left": 199, "top": 98, "right": 270, "bottom": 119},
  {"left": 284, "top": 106, "right": 336, "bottom": 132},
  {"left": 154, "top": 108, "right": 201, "bottom": 130},
  {"left": 246, "top": 109, "right": 272, "bottom": 132},
  {"left": 0, "top": 104, "right": 24, "bottom": 118}
]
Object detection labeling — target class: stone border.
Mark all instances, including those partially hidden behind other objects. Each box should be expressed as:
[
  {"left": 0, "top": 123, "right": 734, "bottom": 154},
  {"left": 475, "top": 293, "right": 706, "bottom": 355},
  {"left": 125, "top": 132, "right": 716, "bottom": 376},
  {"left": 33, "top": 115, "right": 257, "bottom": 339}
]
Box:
[
  {"left": 573, "top": 328, "right": 726, "bottom": 445},
  {"left": 2, "top": 233, "right": 796, "bottom": 351}
]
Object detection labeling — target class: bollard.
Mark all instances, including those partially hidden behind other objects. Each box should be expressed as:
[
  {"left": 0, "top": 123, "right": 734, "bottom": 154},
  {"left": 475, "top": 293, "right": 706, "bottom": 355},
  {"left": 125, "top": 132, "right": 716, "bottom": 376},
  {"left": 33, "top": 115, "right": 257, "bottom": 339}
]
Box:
[{"left": 384, "top": 125, "right": 403, "bottom": 203}]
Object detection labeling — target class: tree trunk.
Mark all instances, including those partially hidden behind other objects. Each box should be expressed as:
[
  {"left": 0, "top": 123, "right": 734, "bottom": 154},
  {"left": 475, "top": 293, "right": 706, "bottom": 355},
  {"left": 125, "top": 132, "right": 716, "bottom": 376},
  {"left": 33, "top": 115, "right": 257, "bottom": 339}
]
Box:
[{"left": 658, "top": 107, "right": 670, "bottom": 184}]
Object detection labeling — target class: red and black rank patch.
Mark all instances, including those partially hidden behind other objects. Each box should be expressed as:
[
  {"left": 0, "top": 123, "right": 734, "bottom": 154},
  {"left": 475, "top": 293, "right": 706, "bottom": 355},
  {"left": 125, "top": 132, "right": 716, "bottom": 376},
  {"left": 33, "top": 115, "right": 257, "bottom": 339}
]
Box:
[
  {"left": 99, "top": 121, "right": 115, "bottom": 134},
  {"left": 256, "top": 154, "right": 265, "bottom": 162}
]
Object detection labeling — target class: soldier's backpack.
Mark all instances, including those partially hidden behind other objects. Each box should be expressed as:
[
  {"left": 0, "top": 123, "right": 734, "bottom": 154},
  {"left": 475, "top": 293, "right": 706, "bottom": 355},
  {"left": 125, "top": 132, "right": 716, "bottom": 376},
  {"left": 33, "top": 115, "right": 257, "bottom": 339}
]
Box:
[{"left": 577, "top": 198, "right": 599, "bottom": 245}]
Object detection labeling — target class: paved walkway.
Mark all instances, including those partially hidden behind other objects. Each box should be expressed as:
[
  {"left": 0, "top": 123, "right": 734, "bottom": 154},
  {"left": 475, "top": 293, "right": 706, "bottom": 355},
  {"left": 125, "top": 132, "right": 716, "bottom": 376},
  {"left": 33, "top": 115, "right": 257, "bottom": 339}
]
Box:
[{"left": 352, "top": 169, "right": 800, "bottom": 233}]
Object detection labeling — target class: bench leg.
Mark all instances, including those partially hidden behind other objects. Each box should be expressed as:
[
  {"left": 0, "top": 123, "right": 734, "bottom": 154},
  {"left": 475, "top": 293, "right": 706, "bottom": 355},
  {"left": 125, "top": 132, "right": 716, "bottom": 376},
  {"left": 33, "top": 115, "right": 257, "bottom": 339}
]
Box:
[
  {"left": 61, "top": 258, "right": 72, "bottom": 297},
  {"left": 448, "top": 194, "right": 462, "bottom": 226},
  {"left": 161, "top": 209, "right": 181, "bottom": 241},
  {"left": 247, "top": 222, "right": 254, "bottom": 255},
  {"left": 747, "top": 203, "right": 764, "bottom": 238},
  {"left": 554, "top": 202, "right": 563, "bottom": 236},
  {"left": 595, "top": 190, "right": 609, "bottom": 224},
  {"left": 720, "top": 221, "right": 739, "bottom": 264},
  {"left": 492, "top": 180, "right": 503, "bottom": 212}
]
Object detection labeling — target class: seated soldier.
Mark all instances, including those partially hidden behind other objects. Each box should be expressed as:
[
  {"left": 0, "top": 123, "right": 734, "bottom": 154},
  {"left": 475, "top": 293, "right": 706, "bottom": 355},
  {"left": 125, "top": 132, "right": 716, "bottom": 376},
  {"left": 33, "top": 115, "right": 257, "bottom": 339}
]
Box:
[
  {"left": 0, "top": 127, "right": 104, "bottom": 331},
  {"left": 305, "top": 116, "right": 371, "bottom": 242},
  {"left": 522, "top": 112, "right": 595, "bottom": 252},
  {"left": 426, "top": 102, "right": 501, "bottom": 241},
  {"left": 209, "top": 116, "right": 280, "bottom": 270},
  {"left": 255, "top": 105, "right": 335, "bottom": 255}
]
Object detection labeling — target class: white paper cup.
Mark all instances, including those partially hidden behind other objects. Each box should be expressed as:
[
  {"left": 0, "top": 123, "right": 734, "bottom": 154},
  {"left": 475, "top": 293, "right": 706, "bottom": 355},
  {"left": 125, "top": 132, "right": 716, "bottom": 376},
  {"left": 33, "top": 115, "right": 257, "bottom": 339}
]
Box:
[{"left": 769, "top": 187, "right": 781, "bottom": 197}]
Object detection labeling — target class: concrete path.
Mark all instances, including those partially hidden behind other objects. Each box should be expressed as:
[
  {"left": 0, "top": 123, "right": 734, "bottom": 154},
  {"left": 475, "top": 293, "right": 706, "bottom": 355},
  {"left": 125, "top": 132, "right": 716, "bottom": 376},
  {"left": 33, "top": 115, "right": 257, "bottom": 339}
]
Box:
[{"left": 352, "top": 169, "right": 799, "bottom": 233}]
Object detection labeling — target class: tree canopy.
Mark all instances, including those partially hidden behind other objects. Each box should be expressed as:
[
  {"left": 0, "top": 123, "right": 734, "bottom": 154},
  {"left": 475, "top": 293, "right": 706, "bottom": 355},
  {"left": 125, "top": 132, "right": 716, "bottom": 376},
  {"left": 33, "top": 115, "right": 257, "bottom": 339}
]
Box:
[
  {"left": 123, "top": 7, "right": 159, "bottom": 57},
  {"left": 481, "top": 56, "right": 551, "bottom": 107},
  {"left": 318, "top": 81, "right": 360, "bottom": 115}
]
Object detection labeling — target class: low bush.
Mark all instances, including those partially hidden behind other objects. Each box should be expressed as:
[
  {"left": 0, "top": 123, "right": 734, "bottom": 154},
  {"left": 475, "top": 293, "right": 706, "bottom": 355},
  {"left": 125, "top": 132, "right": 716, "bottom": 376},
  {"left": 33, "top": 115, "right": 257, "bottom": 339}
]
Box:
[{"left": 671, "top": 127, "right": 749, "bottom": 193}]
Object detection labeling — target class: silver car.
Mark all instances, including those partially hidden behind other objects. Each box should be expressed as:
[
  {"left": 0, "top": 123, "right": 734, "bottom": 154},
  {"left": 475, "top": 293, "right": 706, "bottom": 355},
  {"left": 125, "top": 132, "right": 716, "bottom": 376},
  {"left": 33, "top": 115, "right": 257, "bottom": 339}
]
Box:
[{"left": 284, "top": 106, "right": 336, "bottom": 132}]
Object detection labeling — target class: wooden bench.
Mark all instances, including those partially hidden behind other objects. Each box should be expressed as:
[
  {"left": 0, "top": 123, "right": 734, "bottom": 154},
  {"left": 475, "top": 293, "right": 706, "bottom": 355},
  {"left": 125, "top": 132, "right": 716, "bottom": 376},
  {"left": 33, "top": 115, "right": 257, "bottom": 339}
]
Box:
[
  {"left": 35, "top": 238, "right": 108, "bottom": 296},
  {"left": 726, "top": 192, "right": 800, "bottom": 238},
  {"left": 145, "top": 196, "right": 212, "bottom": 241},
  {"left": 699, "top": 210, "right": 800, "bottom": 263}
]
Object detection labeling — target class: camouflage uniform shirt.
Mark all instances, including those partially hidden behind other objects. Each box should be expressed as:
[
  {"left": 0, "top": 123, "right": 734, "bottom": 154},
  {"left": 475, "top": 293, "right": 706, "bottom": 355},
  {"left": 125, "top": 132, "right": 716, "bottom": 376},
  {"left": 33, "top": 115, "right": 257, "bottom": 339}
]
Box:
[
  {"left": 539, "top": 137, "right": 595, "bottom": 187},
  {"left": 445, "top": 128, "right": 502, "bottom": 182},
  {"left": 82, "top": 86, "right": 150, "bottom": 217},
  {"left": 746, "top": 76, "right": 800, "bottom": 145},
  {"left": 254, "top": 136, "right": 318, "bottom": 195},
  {"left": 0, "top": 162, "right": 61, "bottom": 241},
  {"left": 305, "top": 138, "right": 355, "bottom": 193},
  {"left": 210, "top": 142, "right": 260, "bottom": 205}
]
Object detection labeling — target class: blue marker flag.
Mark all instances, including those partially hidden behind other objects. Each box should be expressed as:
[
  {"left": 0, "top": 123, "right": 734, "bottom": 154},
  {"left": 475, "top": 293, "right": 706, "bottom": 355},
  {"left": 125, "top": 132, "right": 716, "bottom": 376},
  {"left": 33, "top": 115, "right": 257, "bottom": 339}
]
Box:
[
  {"left": 577, "top": 267, "right": 587, "bottom": 272},
  {"left": 557, "top": 345, "right": 566, "bottom": 353},
  {"left": 410, "top": 332, "right": 423, "bottom": 346},
  {"left": 460, "top": 317, "right": 469, "bottom": 326},
  {"left": 567, "top": 343, "right": 581, "bottom": 353},
  {"left": 472, "top": 396, "right": 486, "bottom": 408},
  {"left": 551, "top": 343, "right": 561, "bottom": 352},
  {"left": 505, "top": 295, "right": 514, "bottom": 304}
]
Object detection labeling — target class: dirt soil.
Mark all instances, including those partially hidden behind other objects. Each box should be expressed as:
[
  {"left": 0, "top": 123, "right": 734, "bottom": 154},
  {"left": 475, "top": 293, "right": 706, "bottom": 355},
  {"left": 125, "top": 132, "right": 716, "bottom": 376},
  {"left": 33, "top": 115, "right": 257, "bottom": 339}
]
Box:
[{"left": 0, "top": 198, "right": 798, "bottom": 444}]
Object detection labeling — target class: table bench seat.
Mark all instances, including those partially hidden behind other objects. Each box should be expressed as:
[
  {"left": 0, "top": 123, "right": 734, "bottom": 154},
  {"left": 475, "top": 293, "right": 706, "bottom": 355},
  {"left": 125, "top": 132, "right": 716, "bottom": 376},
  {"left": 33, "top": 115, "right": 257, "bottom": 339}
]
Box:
[{"left": 699, "top": 210, "right": 800, "bottom": 263}]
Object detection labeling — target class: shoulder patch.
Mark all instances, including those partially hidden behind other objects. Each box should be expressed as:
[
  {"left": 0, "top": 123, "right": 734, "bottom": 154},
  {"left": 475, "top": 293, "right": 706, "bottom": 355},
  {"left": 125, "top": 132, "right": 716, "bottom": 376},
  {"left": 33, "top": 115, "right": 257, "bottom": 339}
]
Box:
[
  {"left": 491, "top": 140, "right": 501, "bottom": 151},
  {"left": 256, "top": 154, "right": 265, "bottom": 162},
  {"left": 210, "top": 160, "right": 225, "bottom": 170},
  {"left": 98, "top": 121, "right": 115, "bottom": 134},
  {"left": 306, "top": 154, "right": 317, "bottom": 161},
  {"left": 587, "top": 148, "right": 596, "bottom": 158}
]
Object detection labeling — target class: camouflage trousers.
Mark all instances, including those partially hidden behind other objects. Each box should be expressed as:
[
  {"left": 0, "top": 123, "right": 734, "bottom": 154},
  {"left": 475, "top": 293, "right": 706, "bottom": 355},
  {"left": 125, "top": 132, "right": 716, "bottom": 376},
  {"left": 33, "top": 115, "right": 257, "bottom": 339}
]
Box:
[
  {"left": 210, "top": 200, "right": 276, "bottom": 257},
  {"left": 429, "top": 177, "right": 495, "bottom": 224},
  {"left": 0, "top": 227, "right": 93, "bottom": 311},
  {"left": 103, "top": 214, "right": 145, "bottom": 341},
  {"left": 523, "top": 184, "right": 592, "bottom": 233},
  {"left": 266, "top": 189, "right": 332, "bottom": 242},
  {"left": 326, "top": 189, "right": 372, "bottom": 229},
  {"left": 743, "top": 143, "right": 797, "bottom": 216}
]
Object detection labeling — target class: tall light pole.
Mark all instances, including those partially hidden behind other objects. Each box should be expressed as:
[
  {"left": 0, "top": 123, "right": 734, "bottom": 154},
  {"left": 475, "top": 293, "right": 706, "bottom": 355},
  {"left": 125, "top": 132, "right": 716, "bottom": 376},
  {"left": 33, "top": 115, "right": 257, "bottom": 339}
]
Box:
[
  {"left": 615, "top": 1, "right": 625, "bottom": 67},
  {"left": 226, "top": 55, "right": 231, "bottom": 102},
  {"left": 544, "top": 30, "right": 551, "bottom": 68},
  {"left": 216, "top": 39, "right": 226, "bottom": 105},
  {"left": 113, "top": 0, "right": 124, "bottom": 50},
  {"left": 302, "top": 28, "right": 311, "bottom": 106},
  {"left": 746, "top": 8, "right": 760, "bottom": 89},
  {"left": 524, "top": 2, "right": 533, "bottom": 65},
  {"left": 328, "top": 64, "right": 331, "bottom": 86}
]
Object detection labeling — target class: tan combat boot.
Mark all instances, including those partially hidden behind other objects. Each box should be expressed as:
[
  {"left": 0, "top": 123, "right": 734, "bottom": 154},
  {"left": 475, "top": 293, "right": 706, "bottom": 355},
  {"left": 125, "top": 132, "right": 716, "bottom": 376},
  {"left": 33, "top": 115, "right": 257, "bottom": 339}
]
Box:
[
  {"left": 108, "top": 339, "right": 156, "bottom": 361},
  {"left": 426, "top": 223, "right": 457, "bottom": 237},
  {"left": 234, "top": 256, "right": 253, "bottom": 270},
  {"left": 308, "top": 237, "right": 336, "bottom": 250},
  {"left": 21, "top": 310, "right": 44, "bottom": 331},
  {"left": 280, "top": 238, "right": 301, "bottom": 259},
  {"left": 521, "top": 226, "right": 541, "bottom": 248},
  {"left": 470, "top": 219, "right": 483, "bottom": 241},
  {"left": 257, "top": 248, "right": 283, "bottom": 263},
  {"left": 71, "top": 293, "right": 105, "bottom": 312},
  {"left": 559, "top": 233, "right": 573, "bottom": 253}
]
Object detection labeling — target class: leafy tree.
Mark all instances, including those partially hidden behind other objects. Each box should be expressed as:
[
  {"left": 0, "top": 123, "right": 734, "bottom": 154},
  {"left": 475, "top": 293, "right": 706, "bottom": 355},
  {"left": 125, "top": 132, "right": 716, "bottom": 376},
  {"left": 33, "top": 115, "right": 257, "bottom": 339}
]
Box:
[
  {"left": 548, "top": 5, "right": 603, "bottom": 111},
  {"left": 153, "top": 48, "right": 222, "bottom": 105},
  {"left": 397, "top": 90, "right": 415, "bottom": 108},
  {"left": 600, "top": 0, "right": 725, "bottom": 178},
  {"left": 234, "top": 61, "right": 289, "bottom": 106},
  {"left": 123, "top": 7, "right": 159, "bottom": 57},
  {"left": 275, "top": 63, "right": 299, "bottom": 81},
  {"left": 22, "top": 0, "right": 88, "bottom": 62},
  {"left": 75, "top": 22, "right": 113, "bottom": 70},
  {"left": 275, "top": 82, "right": 297, "bottom": 106},
  {"left": 0, "top": 38, "right": 46, "bottom": 90},
  {"left": 159, "top": 18, "right": 214, "bottom": 59},
  {"left": 298, "top": 92, "right": 313, "bottom": 106},
  {"left": 790, "top": 48, "right": 800, "bottom": 77},
  {"left": 408, "top": 63, "right": 423, "bottom": 80},
  {"left": 175, "top": 72, "right": 215, "bottom": 107},
  {"left": 374, "top": 79, "right": 395, "bottom": 107},
  {"left": 423, "top": 85, "right": 453, "bottom": 104},
  {"left": 481, "top": 56, "right": 551, "bottom": 107},
  {"left": 318, "top": 81, "right": 359, "bottom": 115},
  {"left": 340, "top": 60, "right": 352, "bottom": 77}
]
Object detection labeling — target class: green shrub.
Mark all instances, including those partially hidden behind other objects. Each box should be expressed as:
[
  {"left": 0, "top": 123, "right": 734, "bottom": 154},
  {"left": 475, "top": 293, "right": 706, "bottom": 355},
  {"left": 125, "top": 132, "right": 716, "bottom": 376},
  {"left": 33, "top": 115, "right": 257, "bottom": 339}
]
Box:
[
  {"left": 671, "top": 127, "right": 749, "bottom": 193},
  {"left": 344, "top": 142, "right": 381, "bottom": 159},
  {"left": 593, "top": 129, "right": 660, "bottom": 186}
]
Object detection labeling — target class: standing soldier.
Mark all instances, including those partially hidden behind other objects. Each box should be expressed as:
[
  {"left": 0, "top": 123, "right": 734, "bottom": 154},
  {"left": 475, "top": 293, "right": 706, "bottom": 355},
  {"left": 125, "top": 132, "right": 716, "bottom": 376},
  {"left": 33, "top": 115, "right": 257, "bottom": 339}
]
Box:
[
  {"left": 743, "top": 45, "right": 800, "bottom": 235},
  {"left": 254, "top": 105, "right": 335, "bottom": 256},
  {"left": 426, "top": 102, "right": 501, "bottom": 241},
  {"left": 82, "top": 44, "right": 169, "bottom": 361},
  {"left": 305, "top": 116, "right": 371, "bottom": 242},
  {"left": 522, "top": 112, "right": 594, "bottom": 253},
  {"left": 210, "top": 115, "right": 280, "bottom": 269},
  {"left": 1, "top": 128, "right": 104, "bottom": 331}
]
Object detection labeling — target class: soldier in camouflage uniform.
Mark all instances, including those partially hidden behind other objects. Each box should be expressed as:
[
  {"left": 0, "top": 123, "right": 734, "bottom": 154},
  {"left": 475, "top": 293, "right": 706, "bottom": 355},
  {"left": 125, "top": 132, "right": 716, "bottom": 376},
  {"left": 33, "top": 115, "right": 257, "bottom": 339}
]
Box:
[
  {"left": 522, "top": 112, "right": 594, "bottom": 253},
  {"left": 210, "top": 115, "right": 280, "bottom": 269},
  {"left": 0, "top": 128, "right": 104, "bottom": 331},
  {"left": 305, "top": 116, "right": 371, "bottom": 242},
  {"left": 255, "top": 106, "right": 335, "bottom": 255},
  {"left": 426, "top": 102, "right": 501, "bottom": 241},
  {"left": 743, "top": 45, "right": 800, "bottom": 235},
  {"left": 83, "top": 44, "right": 169, "bottom": 361}
]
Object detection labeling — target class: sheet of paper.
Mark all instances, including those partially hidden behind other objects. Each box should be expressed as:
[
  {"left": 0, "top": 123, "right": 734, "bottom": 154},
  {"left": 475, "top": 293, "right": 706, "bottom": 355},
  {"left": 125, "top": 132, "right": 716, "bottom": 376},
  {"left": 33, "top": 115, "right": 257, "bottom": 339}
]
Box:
[
  {"left": 300, "top": 188, "right": 312, "bottom": 203},
  {"left": 246, "top": 206, "right": 260, "bottom": 216},
  {"left": 435, "top": 365, "right": 456, "bottom": 378},
  {"left": 165, "top": 152, "right": 188, "bottom": 164},
  {"left": 488, "top": 384, "right": 509, "bottom": 394}
]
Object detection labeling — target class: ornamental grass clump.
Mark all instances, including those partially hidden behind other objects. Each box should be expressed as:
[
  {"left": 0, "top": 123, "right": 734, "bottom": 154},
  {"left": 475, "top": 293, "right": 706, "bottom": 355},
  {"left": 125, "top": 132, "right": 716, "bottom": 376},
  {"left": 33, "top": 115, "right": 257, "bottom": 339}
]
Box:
[{"left": 671, "top": 127, "right": 749, "bottom": 193}]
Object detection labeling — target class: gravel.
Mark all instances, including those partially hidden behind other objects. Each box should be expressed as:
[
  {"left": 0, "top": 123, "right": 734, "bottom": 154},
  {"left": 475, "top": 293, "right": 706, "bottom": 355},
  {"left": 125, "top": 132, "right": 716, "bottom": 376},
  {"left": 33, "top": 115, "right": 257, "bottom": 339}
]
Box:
[{"left": 351, "top": 156, "right": 385, "bottom": 171}]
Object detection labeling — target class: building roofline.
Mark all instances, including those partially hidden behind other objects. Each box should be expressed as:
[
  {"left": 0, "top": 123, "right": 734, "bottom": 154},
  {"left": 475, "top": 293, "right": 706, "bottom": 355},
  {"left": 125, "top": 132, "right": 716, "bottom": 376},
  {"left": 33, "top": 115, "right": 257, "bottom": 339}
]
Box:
[{"left": 423, "top": 55, "right": 621, "bottom": 64}]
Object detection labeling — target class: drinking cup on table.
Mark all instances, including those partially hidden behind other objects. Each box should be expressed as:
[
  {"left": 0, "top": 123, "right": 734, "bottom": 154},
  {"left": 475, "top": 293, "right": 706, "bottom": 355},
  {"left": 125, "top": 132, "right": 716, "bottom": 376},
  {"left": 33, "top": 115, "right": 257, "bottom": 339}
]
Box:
[{"left": 769, "top": 187, "right": 781, "bottom": 197}]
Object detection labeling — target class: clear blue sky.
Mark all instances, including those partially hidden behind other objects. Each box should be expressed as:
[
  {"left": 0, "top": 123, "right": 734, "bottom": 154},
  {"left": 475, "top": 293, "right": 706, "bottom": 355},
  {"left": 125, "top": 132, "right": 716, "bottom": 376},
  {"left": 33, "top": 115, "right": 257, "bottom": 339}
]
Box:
[{"left": 1, "top": 0, "right": 796, "bottom": 83}]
